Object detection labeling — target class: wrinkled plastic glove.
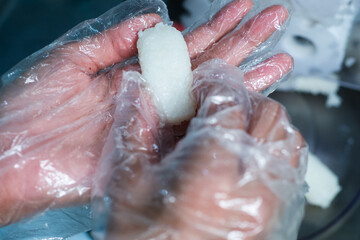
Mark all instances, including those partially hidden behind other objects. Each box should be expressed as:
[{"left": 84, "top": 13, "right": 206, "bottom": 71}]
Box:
[
  {"left": 92, "top": 59, "right": 307, "bottom": 240},
  {"left": 0, "top": 0, "right": 293, "bottom": 228}
]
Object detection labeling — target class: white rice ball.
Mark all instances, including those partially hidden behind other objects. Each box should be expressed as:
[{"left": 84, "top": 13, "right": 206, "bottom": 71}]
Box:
[
  {"left": 305, "top": 152, "right": 342, "bottom": 209},
  {"left": 137, "top": 23, "right": 195, "bottom": 124}
]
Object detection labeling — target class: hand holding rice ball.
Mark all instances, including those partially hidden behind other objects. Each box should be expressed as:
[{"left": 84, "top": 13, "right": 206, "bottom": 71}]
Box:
[
  {"left": 97, "top": 1, "right": 307, "bottom": 239},
  {"left": 0, "top": 0, "right": 308, "bottom": 239}
]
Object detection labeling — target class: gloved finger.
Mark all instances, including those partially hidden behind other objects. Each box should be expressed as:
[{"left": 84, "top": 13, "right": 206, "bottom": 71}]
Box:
[
  {"left": 0, "top": 13, "right": 162, "bottom": 111},
  {"left": 247, "top": 93, "right": 306, "bottom": 167},
  {"left": 244, "top": 53, "right": 294, "bottom": 92},
  {"left": 185, "top": 0, "right": 253, "bottom": 59},
  {"left": 248, "top": 95, "right": 290, "bottom": 142},
  {"left": 0, "top": 5, "right": 164, "bottom": 112},
  {"left": 191, "top": 5, "right": 289, "bottom": 69},
  {"left": 56, "top": 14, "right": 162, "bottom": 75}
]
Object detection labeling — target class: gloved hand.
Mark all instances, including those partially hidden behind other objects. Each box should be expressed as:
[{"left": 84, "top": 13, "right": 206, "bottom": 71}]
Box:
[
  {"left": 0, "top": 0, "right": 293, "bottom": 228},
  {"left": 93, "top": 59, "right": 307, "bottom": 240}
]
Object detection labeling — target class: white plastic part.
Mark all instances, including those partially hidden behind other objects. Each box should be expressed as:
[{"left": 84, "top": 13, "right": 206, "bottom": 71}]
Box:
[
  {"left": 276, "top": 0, "right": 360, "bottom": 76},
  {"left": 305, "top": 152, "right": 342, "bottom": 209},
  {"left": 137, "top": 23, "right": 195, "bottom": 124}
]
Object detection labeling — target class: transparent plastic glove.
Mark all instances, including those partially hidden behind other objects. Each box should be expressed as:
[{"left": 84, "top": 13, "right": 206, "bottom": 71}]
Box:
[
  {"left": 0, "top": 0, "right": 167, "bottom": 228},
  {"left": 0, "top": 0, "right": 293, "bottom": 231},
  {"left": 92, "top": 59, "right": 307, "bottom": 240}
]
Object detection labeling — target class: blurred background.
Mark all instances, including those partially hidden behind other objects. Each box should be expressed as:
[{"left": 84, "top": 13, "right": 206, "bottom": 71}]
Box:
[{"left": 0, "top": 0, "right": 359, "bottom": 239}]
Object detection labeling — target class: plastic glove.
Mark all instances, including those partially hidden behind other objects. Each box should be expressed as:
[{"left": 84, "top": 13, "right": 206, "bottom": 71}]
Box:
[
  {"left": 0, "top": 0, "right": 293, "bottom": 228},
  {"left": 92, "top": 59, "right": 307, "bottom": 240}
]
